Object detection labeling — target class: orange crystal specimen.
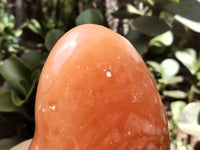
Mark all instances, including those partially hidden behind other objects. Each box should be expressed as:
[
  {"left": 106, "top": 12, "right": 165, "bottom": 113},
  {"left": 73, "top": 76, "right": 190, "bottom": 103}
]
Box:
[{"left": 29, "top": 24, "right": 170, "bottom": 150}]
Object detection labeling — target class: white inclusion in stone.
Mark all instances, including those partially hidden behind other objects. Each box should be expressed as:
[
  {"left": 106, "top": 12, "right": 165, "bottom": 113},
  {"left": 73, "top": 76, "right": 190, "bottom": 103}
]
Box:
[
  {"left": 77, "top": 65, "right": 80, "bottom": 69},
  {"left": 127, "top": 131, "right": 131, "bottom": 135},
  {"left": 106, "top": 71, "right": 112, "bottom": 78},
  {"left": 42, "top": 73, "right": 48, "bottom": 79},
  {"left": 42, "top": 108, "right": 45, "bottom": 112},
  {"left": 49, "top": 105, "right": 56, "bottom": 111},
  {"left": 36, "top": 145, "right": 39, "bottom": 150},
  {"left": 89, "top": 89, "right": 93, "bottom": 96},
  {"left": 117, "top": 56, "right": 121, "bottom": 59},
  {"left": 37, "top": 104, "right": 42, "bottom": 111},
  {"left": 132, "top": 96, "right": 137, "bottom": 103}
]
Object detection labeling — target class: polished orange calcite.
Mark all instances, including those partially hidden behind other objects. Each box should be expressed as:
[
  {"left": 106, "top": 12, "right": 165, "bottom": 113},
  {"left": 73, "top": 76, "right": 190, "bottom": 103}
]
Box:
[{"left": 29, "top": 24, "right": 170, "bottom": 150}]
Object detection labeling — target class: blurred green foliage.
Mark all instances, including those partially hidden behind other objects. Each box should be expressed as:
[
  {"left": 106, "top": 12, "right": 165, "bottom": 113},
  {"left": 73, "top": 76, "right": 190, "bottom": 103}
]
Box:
[{"left": 0, "top": 0, "right": 200, "bottom": 149}]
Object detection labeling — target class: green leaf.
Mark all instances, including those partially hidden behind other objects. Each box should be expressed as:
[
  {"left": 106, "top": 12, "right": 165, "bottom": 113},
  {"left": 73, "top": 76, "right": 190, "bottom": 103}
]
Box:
[
  {"left": 170, "top": 101, "right": 186, "bottom": 122},
  {"left": 75, "top": 9, "right": 104, "bottom": 26},
  {"left": 27, "top": 19, "right": 42, "bottom": 35},
  {"left": 21, "top": 79, "right": 37, "bottom": 120},
  {"left": 132, "top": 16, "right": 170, "bottom": 36},
  {"left": 149, "top": 31, "right": 174, "bottom": 47},
  {"left": 146, "top": 61, "right": 161, "bottom": 73},
  {"left": 0, "top": 79, "right": 37, "bottom": 120},
  {"left": 125, "top": 30, "right": 149, "bottom": 55},
  {"left": 178, "top": 102, "right": 200, "bottom": 136},
  {"left": 146, "top": 0, "right": 154, "bottom": 5},
  {"left": 2, "top": 14, "right": 15, "bottom": 30},
  {"left": 0, "top": 56, "right": 31, "bottom": 97},
  {"left": 159, "top": 11, "right": 174, "bottom": 25},
  {"left": 45, "top": 29, "right": 65, "bottom": 51},
  {"left": 11, "top": 79, "right": 37, "bottom": 120},
  {"left": 45, "top": 18, "right": 55, "bottom": 30},
  {"left": 163, "top": 0, "right": 200, "bottom": 22},
  {"left": 0, "top": 91, "right": 20, "bottom": 112},
  {"left": 170, "top": 0, "right": 180, "bottom": 3},
  {"left": 175, "top": 48, "right": 197, "bottom": 74},
  {"left": 167, "top": 76, "right": 184, "bottom": 85},
  {"left": 14, "top": 29, "right": 23, "bottom": 37},
  {"left": 160, "top": 59, "right": 180, "bottom": 83},
  {"left": 163, "top": 90, "right": 187, "bottom": 99},
  {"left": 31, "top": 69, "right": 41, "bottom": 81},
  {"left": 174, "top": 15, "right": 200, "bottom": 33},
  {"left": 1, "top": 0, "right": 7, "bottom": 4},
  {"left": 20, "top": 50, "right": 43, "bottom": 68},
  {"left": 197, "top": 71, "right": 200, "bottom": 81},
  {"left": 112, "top": 4, "right": 143, "bottom": 19}
]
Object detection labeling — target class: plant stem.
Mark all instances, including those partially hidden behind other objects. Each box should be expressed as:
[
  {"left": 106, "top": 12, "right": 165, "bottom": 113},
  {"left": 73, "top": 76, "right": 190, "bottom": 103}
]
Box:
[{"left": 189, "top": 85, "right": 195, "bottom": 103}]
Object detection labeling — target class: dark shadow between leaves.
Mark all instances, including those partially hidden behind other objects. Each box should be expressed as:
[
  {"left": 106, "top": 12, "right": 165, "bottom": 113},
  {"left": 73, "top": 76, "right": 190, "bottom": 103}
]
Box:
[{"left": 194, "top": 141, "right": 200, "bottom": 150}]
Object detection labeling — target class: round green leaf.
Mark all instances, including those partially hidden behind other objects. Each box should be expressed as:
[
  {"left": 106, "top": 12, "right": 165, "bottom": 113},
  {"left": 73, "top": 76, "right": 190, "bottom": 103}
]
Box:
[
  {"left": 175, "top": 48, "right": 197, "bottom": 74},
  {"left": 45, "top": 29, "right": 65, "bottom": 51},
  {"left": 0, "top": 56, "right": 31, "bottom": 96},
  {"left": 21, "top": 50, "right": 43, "bottom": 69},
  {"left": 174, "top": 15, "right": 200, "bottom": 33},
  {"left": 149, "top": 31, "right": 174, "bottom": 47},
  {"left": 112, "top": 4, "right": 143, "bottom": 19},
  {"left": 146, "top": 61, "right": 161, "bottom": 73},
  {"left": 164, "top": 0, "right": 200, "bottom": 22},
  {"left": 75, "top": 9, "right": 104, "bottom": 26},
  {"left": 178, "top": 102, "right": 200, "bottom": 136},
  {"left": 132, "top": 16, "right": 170, "bottom": 36},
  {"left": 125, "top": 30, "right": 149, "bottom": 55},
  {"left": 27, "top": 19, "right": 42, "bottom": 35},
  {"left": 160, "top": 58, "right": 180, "bottom": 82},
  {"left": 2, "top": 14, "right": 15, "bottom": 30},
  {"left": 14, "top": 29, "right": 23, "bottom": 37},
  {"left": 170, "top": 101, "right": 186, "bottom": 122}
]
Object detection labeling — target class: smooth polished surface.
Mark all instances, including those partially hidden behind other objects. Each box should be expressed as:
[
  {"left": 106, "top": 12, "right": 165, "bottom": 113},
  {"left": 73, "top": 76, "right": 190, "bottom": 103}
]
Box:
[{"left": 29, "top": 24, "right": 170, "bottom": 150}]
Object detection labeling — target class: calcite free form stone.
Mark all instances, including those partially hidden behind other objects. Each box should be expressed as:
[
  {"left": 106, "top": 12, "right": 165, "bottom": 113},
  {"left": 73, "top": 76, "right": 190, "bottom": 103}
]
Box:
[{"left": 29, "top": 24, "right": 170, "bottom": 150}]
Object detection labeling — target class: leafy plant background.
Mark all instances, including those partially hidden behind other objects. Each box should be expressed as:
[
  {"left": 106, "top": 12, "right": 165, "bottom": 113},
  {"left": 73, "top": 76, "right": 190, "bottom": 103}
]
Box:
[{"left": 0, "top": 0, "right": 200, "bottom": 149}]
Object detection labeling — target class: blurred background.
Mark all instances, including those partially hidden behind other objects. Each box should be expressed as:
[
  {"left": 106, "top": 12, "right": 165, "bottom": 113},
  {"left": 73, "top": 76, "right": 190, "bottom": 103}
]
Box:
[{"left": 0, "top": 0, "right": 200, "bottom": 149}]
